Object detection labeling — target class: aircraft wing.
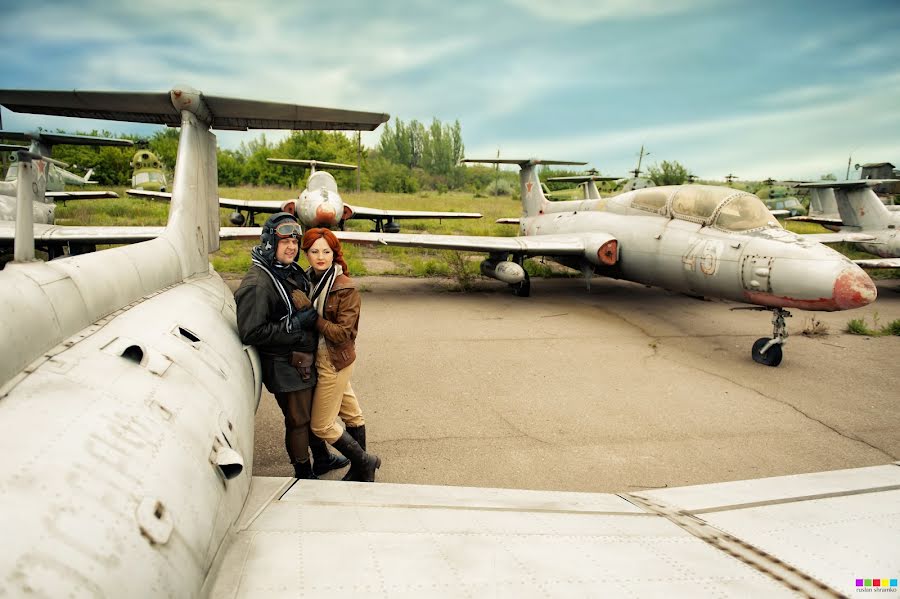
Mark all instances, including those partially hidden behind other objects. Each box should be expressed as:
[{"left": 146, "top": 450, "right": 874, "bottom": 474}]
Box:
[
  {"left": 802, "top": 232, "right": 877, "bottom": 244},
  {"left": 0, "top": 222, "right": 262, "bottom": 245},
  {"left": 335, "top": 230, "right": 585, "bottom": 255},
  {"left": 346, "top": 204, "right": 482, "bottom": 221},
  {"left": 854, "top": 257, "right": 900, "bottom": 269},
  {"left": 204, "top": 464, "right": 900, "bottom": 597},
  {"left": 46, "top": 191, "right": 119, "bottom": 200},
  {"left": 127, "top": 189, "right": 285, "bottom": 213},
  {"left": 788, "top": 215, "right": 843, "bottom": 226},
  {"left": 496, "top": 218, "right": 520, "bottom": 224}
]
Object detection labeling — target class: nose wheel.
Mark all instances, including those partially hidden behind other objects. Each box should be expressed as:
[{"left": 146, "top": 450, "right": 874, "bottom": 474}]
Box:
[{"left": 750, "top": 307, "right": 791, "bottom": 367}]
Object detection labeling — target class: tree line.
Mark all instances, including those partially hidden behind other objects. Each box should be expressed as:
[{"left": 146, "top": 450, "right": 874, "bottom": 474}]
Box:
[{"left": 3, "top": 121, "right": 697, "bottom": 194}]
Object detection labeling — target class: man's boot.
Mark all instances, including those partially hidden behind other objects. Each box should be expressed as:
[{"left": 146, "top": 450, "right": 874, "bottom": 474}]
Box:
[
  {"left": 292, "top": 460, "right": 317, "bottom": 480},
  {"left": 331, "top": 431, "right": 381, "bottom": 483},
  {"left": 341, "top": 425, "right": 367, "bottom": 481},
  {"left": 310, "top": 434, "right": 349, "bottom": 476}
]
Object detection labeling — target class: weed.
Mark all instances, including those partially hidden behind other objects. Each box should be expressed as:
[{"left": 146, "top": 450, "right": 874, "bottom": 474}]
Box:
[
  {"left": 800, "top": 316, "right": 829, "bottom": 337},
  {"left": 880, "top": 319, "right": 900, "bottom": 336},
  {"left": 847, "top": 318, "right": 876, "bottom": 336}
]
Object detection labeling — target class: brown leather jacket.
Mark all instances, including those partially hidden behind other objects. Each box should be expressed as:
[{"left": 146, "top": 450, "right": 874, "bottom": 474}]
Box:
[{"left": 316, "top": 273, "right": 360, "bottom": 371}]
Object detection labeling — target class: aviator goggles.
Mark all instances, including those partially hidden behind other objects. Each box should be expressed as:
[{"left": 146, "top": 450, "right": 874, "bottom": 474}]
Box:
[{"left": 273, "top": 222, "right": 302, "bottom": 239}]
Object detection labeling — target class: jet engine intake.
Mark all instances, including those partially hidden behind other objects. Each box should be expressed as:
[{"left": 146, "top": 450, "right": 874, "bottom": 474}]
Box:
[
  {"left": 480, "top": 258, "right": 526, "bottom": 284},
  {"left": 583, "top": 234, "right": 619, "bottom": 267}
]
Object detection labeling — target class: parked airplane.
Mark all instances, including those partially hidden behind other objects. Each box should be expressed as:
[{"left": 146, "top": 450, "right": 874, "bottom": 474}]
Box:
[
  {"left": 546, "top": 171, "right": 623, "bottom": 201},
  {"left": 0, "top": 131, "right": 128, "bottom": 223},
  {"left": 790, "top": 180, "right": 900, "bottom": 268},
  {"left": 334, "top": 158, "right": 877, "bottom": 367},
  {"left": 1, "top": 89, "right": 896, "bottom": 597},
  {"left": 131, "top": 146, "right": 168, "bottom": 191},
  {"left": 127, "top": 156, "right": 481, "bottom": 232}
]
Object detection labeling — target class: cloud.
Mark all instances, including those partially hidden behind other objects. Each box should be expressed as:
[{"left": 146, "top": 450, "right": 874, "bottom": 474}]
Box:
[{"left": 503, "top": 0, "right": 722, "bottom": 23}]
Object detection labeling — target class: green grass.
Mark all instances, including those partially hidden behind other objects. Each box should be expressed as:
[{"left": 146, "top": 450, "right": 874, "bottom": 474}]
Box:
[
  {"left": 846, "top": 314, "right": 900, "bottom": 336},
  {"left": 51, "top": 187, "right": 900, "bottom": 282}
]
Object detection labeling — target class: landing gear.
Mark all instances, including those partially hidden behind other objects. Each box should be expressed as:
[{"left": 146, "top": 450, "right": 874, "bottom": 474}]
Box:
[
  {"left": 750, "top": 307, "right": 791, "bottom": 367},
  {"left": 510, "top": 255, "right": 530, "bottom": 297}
]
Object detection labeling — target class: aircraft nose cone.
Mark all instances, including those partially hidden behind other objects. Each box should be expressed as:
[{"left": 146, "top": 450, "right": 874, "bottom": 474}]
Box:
[
  {"left": 832, "top": 267, "right": 876, "bottom": 309},
  {"left": 315, "top": 204, "right": 337, "bottom": 226}
]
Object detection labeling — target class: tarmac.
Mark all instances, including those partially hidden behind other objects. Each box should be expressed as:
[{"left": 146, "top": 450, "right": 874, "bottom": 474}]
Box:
[{"left": 238, "top": 275, "right": 900, "bottom": 493}]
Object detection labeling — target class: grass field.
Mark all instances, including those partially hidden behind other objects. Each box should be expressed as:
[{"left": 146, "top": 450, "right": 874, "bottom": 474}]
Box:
[{"left": 53, "top": 186, "right": 899, "bottom": 279}]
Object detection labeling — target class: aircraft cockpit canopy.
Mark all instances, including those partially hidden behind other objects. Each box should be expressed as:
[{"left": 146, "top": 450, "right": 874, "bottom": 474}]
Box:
[
  {"left": 632, "top": 186, "right": 781, "bottom": 232},
  {"left": 307, "top": 171, "right": 339, "bottom": 193}
]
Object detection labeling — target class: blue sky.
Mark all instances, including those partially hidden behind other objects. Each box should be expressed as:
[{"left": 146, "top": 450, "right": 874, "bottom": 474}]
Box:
[{"left": 1, "top": 0, "right": 898, "bottom": 181}]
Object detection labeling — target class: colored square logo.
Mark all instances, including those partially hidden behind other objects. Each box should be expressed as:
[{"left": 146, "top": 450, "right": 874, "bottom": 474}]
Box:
[
  {"left": 874, "top": 579, "right": 881, "bottom": 587},
  {"left": 891, "top": 579, "right": 898, "bottom": 587},
  {"left": 857, "top": 579, "right": 864, "bottom": 587},
  {"left": 865, "top": 579, "right": 872, "bottom": 587}
]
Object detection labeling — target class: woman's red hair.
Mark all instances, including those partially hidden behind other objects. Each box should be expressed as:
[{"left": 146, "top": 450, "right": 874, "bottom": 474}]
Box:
[{"left": 301, "top": 228, "right": 349, "bottom": 275}]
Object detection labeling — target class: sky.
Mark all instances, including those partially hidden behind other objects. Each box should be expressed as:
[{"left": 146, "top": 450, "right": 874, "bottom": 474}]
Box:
[{"left": 1, "top": 0, "right": 898, "bottom": 181}]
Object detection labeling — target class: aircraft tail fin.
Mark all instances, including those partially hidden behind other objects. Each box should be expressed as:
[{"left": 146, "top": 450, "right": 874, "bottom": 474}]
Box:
[
  {"left": 462, "top": 159, "right": 586, "bottom": 217},
  {"left": 83, "top": 168, "right": 95, "bottom": 183},
  {"left": 799, "top": 180, "right": 896, "bottom": 230}
]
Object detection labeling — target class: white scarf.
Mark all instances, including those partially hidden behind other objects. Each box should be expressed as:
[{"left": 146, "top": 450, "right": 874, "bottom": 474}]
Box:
[{"left": 309, "top": 264, "right": 342, "bottom": 318}]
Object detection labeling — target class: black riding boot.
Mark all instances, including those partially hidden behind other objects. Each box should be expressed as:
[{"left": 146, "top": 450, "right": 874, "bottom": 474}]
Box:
[
  {"left": 331, "top": 431, "right": 381, "bottom": 483},
  {"left": 310, "top": 434, "right": 350, "bottom": 476},
  {"left": 292, "top": 460, "right": 317, "bottom": 480},
  {"left": 341, "top": 425, "right": 367, "bottom": 481}
]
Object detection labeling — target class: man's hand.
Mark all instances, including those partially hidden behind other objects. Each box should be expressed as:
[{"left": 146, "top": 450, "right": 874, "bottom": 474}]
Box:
[{"left": 288, "top": 306, "right": 318, "bottom": 332}]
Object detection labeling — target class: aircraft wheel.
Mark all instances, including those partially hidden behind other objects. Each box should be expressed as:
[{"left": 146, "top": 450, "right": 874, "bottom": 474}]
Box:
[
  {"left": 512, "top": 272, "right": 531, "bottom": 297},
  {"left": 751, "top": 337, "right": 783, "bottom": 367}
]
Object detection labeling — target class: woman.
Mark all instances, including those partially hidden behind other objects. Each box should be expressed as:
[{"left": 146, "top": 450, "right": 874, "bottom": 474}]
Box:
[
  {"left": 301, "top": 227, "right": 381, "bottom": 482},
  {"left": 234, "top": 213, "right": 348, "bottom": 479}
]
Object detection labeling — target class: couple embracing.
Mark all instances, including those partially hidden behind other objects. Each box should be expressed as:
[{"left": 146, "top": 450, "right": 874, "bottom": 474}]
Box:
[{"left": 235, "top": 212, "right": 381, "bottom": 482}]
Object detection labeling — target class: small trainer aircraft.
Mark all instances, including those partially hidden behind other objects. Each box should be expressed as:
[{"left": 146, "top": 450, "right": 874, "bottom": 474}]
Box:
[
  {"left": 334, "top": 158, "right": 877, "bottom": 367},
  {"left": 128, "top": 156, "right": 482, "bottom": 232},
  {"left": 0, "top": 131, "right": 129, "bottom": 223}
]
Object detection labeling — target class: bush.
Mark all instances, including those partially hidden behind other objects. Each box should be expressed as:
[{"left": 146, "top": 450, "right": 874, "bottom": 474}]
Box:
[{"left": 485, "top": 178, "right": 514, "bottom": 196}]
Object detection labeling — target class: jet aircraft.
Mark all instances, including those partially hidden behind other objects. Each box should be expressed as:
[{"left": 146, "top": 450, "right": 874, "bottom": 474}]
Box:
[
  {"left": 0, "top": 88, "right": 896, "bottom": 597},
  {"left": 0, "top": 131, "right": 129, "bottom": 223},
  {"left": 333, "top": 158, "right": 877, "bottom": 367},
  {"left": 127, "top": 156, "right": 482, "bottom": 232}
]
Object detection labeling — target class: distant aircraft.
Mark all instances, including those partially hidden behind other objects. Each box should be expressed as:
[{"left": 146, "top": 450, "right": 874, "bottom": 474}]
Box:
[
  {"left": 0, "top": 131, "right": 128, "bottom": 223},
  {"left": 790, "top": 180, "right": 900, "bottom": 268},
  {"left": 334, "top": 158, "right": 877, "bottom": 366},
  {"left": 128, "top": 156, "right": 482, "bottom": 232},
  {"left": 131, "top": 146, "right": 168, "bottom": 191},
  {"left": 546, "top": 171, "right": 623, "bottom": 201}
]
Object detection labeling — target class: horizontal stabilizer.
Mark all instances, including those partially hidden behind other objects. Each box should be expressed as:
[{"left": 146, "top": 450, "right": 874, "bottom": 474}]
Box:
[
  {"left": 462, "top": 158, "right": 586, "bottom": 167},
  {"left": 798, "top": 179, "right": 898, "bottom": 189},
  {"left": 547, "top": 175, "right": 620, "bottom": 183},
  {"left": 0, "top": 130, "right": 133, "bottom": 147},
  {"left": 267, "top": 158, "right": 358, "bottom": 170},
  {"left": 0, "top": 87, "right": 390, "bottom": 131}
]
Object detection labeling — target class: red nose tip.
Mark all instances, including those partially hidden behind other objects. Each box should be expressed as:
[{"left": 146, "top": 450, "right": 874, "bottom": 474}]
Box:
[
  {"left": 314, "top": 205, "right": 338, "bottom": 226},
  {"left": 833, "top": 267, "right": 876, "bottom": 309}
]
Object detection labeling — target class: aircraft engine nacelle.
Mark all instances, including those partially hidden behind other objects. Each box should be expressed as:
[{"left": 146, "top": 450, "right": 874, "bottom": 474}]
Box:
[
  {"left": 583, "top": 233, "right": 619, "bottom": 267},
  {"left": 229, "top": 211, "right": 246, "bottom": 226},
  {"left": 480, "top": 258, "right": 526, "bottom": 284}
]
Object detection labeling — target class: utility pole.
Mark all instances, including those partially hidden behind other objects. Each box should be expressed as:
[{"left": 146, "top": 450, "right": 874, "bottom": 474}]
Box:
[
  {"left": 356, "top": 131, "right": 361, "bottom": 193},
  {"left": 631, "top": 145, "right": 648, "bottom": 178},
  {"left": 494, "top": 147, "right": 500, "bottom": 196},
  {"left": 845, "top": 153, "right": 852, "bottom": 180}
]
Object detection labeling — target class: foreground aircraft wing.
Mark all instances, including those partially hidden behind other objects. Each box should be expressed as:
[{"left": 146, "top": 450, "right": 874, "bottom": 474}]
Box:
[
  {"left": 345, "top": 204, "right": 482, "bottom": 221},
  {"left": 46, "top": 191, "right": 119, "bottom": 200},
  {"left": 496, "top": 218, "right": 520, "bottom": 224},
  {"left": 854, "top": 257, "right": 900, "bottom": 269},
  {"left": 127, "top": 189, "right": 286, "bottom": 212},
  {"left": 0, "top": 222, "right": 262, "bottom": 245},
  {"left": 802, "top": 232, "right": 877, "bottom": 244},
  {"left": 335, "top": 230, "right": 586, "bottom": 255},
  {"left": 788, "top": 215, "right": 844, "bottom": 226},
  {"left": 204, "top": 464, "right": 900, "bottom": 597}
]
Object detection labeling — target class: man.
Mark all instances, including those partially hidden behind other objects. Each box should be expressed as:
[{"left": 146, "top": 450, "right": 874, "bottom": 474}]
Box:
[{"left": 234, "top": 212, "right": 348, "bottom": 478}]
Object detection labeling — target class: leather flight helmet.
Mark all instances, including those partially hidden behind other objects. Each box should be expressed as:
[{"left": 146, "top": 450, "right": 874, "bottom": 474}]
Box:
[{"left": 259, "top": 212, "right": 301, "bottom": 263}]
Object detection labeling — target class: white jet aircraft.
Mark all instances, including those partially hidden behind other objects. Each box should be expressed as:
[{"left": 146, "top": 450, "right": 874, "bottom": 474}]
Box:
[
  {"left": 127, "top": 156, "right": 482, "bottom": 232},
  {"left": 0, "top": 86, "right": 897, "bottom": 598}
]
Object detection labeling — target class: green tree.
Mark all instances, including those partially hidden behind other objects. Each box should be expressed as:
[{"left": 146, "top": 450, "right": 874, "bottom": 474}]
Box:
[{"left": 647, "top": 160, "right": 689, "bottom": 185}]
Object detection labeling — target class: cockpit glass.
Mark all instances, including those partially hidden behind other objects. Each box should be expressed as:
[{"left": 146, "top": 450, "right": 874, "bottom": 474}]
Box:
[
  {"left": 134, "top": 172, "right": 151, "bottom": 184},
  {"left": 630, "top": 189, "right": 668, "bottom": 213},
  {"left": 670, "top": 187, "right": 726, "bottom": 220},
  {"left": 308, "top": 171, "right": 339, "bottom": 193},
  {"left": 714, "top": 195, "right": 780, "bottom": 232}
]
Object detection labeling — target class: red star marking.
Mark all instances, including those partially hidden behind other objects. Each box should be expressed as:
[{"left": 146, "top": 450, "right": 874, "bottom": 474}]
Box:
[
  {"left": 860, "top": 207, "right": 865, "bottom": 216},
  {"left": 526, "top": 182, "right": 533, "bottom": 193},
  {"left": 35, "top": 160, "right": 46, "bottom": 175}
]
